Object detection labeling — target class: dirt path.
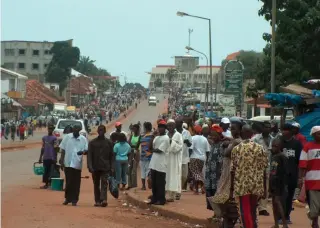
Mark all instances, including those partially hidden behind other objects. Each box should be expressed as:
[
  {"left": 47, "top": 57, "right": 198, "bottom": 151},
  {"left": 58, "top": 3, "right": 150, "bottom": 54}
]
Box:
[{"left": 1, "top": 95, "right": 190, "bottom": 228}]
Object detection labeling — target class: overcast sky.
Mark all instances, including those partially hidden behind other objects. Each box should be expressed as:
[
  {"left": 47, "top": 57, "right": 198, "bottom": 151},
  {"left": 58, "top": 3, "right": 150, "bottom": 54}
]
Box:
[{"left": 1, "top": 0, "right": 270, "bottom": 87}]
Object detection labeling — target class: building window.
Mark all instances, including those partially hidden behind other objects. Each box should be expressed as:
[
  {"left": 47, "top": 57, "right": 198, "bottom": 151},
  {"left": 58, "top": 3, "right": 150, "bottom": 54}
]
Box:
[
  {"left": 32, "top": 63, "right": 39, "bottom": 70},
  {"left": 18, "top": 63, "right": 25, "bottom": 69},
  {"left": 44, "top": 64, "right": 49, "bottom": 68},
  {"left": 18, "top": 49, "right": 26, "bottom": 55},
  {"left": 32, "top": 50, "right": 40, "bottom": 56},
  {"left": 3, "top": 62, "right": 14, "bottom": 69},
  {"left": 44, "top": 50, "right": 51, "bottom": 55},
  {"left": 4, "top": 49, "right": 15, "bottom": 56}
]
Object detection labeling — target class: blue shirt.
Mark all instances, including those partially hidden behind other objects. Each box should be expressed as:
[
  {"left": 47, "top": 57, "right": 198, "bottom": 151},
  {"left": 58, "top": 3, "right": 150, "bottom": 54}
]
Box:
[
  {"left": 113, "top": 141, "right": 131, "bottom": 161},
  {"left": 140, "top": 133, "right": 153, "bottom": 161}
]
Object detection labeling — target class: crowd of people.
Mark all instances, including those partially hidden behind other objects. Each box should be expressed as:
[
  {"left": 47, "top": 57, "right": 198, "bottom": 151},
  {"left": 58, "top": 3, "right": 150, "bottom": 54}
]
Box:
[{"left": 36, "top": 90, "right": 319, "bottom": 228}]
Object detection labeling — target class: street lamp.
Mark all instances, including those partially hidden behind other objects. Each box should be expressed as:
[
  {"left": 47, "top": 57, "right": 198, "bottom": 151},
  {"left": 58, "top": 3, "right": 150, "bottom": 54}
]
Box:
[
  {"left": 185, "top": 46, "right": 209, "bottom": 111},
  {"left": 177, "top": 11, "right": 214, "bottom": 116}
]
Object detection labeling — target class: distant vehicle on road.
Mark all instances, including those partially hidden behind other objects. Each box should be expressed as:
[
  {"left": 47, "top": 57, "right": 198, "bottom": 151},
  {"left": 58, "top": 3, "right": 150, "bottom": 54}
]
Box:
[
  {"left": 53, "top": 119, "right": 88, "bottom": 141},
  {"left": 148, "top": 96, "right": 157, "bottom": 106}
]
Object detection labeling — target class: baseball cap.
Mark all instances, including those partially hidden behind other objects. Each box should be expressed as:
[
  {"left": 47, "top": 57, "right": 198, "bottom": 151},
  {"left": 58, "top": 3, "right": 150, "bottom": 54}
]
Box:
[
  {"left": 221, "top": 117, "right": 231, "bottom": 124},
  {"left": 115, "top": 122, "right": 122, "bottom": 127},
  {"left": 291, "top": 122, "right": 300, "bottom": 128},
  {"left": 158, "top": 119, "right": 167, "bottom": 125},
  {"left": 310, "top": 126, "right": 320, "bottom": 135}
]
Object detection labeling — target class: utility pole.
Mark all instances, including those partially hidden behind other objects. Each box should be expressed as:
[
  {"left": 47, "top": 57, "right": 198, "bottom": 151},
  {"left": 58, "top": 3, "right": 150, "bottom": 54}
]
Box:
[{"left": 271, "top": 0, "right": 276, "bottom": 119}]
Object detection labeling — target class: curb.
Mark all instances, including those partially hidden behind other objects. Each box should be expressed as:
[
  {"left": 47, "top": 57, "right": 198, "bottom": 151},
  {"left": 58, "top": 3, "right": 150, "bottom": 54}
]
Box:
[
  {"left": 125, "top": 99, "right": 215, "bottom": 228},
  {"left": 125, "top": 190, "right": 213, "bottom": 228}
]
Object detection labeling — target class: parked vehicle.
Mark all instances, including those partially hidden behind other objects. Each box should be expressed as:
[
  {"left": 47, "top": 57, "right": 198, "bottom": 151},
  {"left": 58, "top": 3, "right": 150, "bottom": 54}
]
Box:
[{"left": 53, "top": 119, "right": 88, "bottom": 141}]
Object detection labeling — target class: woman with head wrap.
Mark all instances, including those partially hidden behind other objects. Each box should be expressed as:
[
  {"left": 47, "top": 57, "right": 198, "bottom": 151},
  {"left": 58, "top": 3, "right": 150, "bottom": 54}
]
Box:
[
  {"left": 205, "top": 125, "right": 224, "bottom": 219},
  {"left": 208, "top": 121, "right": 243, "bottom": 228},
  {"left": 189, "top": 125, "right": 211, "bottom": 194}
]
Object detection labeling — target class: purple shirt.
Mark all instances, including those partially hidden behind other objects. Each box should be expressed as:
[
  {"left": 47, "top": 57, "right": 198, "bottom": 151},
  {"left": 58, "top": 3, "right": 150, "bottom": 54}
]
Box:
[{"left": 42, "top": 135, "right": 57, "bottom": 160}]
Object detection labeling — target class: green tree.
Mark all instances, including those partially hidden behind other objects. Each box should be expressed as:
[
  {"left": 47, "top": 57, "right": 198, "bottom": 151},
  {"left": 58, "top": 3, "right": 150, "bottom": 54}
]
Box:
[
  {"left": 122, "top": 83, "right": 145, "bottom": 90},
  {"left": 154, "top": 78, "right": 162, "bottom": 88},
  {"left": 256, "top": 0, "right": 320, "bottom": 91},
  {"left": 166, "top": 68, "right": 178, "bottom": 86},
  {"left": 221, "top": 51, "right": 264, "bottom": 79},
  {"left": 75, "top": 56, "right": 96, "bottom": 75},
  {"left": 45, "top": 41, "right": 80, "bottom": 94}
]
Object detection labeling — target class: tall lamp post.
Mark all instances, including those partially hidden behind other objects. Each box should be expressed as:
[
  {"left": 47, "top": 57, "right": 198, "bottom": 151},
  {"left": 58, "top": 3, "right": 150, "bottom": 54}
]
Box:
[
  {"left": 270, "top": 0, "right": 277, "bottom": 119},
  {"left": 185, "top": 46, "right": 209, "bottom": 111},
  {"left": 177, "top": 11, "right": 214, "bottom": 116}
]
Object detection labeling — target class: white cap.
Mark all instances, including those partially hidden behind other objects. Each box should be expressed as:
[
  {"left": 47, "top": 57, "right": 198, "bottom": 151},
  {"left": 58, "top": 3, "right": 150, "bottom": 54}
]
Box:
[
  {"left": 291, "top": 122, "right": 300, "bottom": 128},
  {"left": 310, "top": 126, "right": 320, "bottom": 135},
  {"left": 167, "top": 119, "right": 175, "bottom": 124},
  {"left": 221, "top": 117, "right": 231, "bottom": 124}
]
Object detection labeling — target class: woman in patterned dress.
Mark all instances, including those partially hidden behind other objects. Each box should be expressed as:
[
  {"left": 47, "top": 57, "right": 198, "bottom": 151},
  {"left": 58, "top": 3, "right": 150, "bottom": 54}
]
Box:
[
  {"left": 208, "top": 121, "right": 243, "bottom": 228},
  {"left": 205, "top": 125, "right": 223, "bottom": 211}
]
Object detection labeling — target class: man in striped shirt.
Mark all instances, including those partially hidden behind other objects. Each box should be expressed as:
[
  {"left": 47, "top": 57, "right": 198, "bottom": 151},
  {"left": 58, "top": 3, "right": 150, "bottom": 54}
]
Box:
[{"left": 299, "top": 126, "right": 320, "bottom": 228}]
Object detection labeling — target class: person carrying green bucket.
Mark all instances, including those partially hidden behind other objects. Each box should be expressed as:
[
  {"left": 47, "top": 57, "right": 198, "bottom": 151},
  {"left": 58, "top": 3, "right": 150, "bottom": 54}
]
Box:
[{"left": 38, "top": 124, "right": 59, "bottom": 189}]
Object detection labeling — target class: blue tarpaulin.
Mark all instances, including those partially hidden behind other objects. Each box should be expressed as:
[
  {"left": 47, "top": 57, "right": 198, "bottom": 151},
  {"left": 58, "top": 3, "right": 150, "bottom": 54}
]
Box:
[
  {"left": 264, "top": 93, "right": 304, "bottom": 106},
  {"left": 312, "top": 90, "right": 320, "bottom": 97},
  {"left": 295, "top": 108, "right": 320, "bottom": 142}
]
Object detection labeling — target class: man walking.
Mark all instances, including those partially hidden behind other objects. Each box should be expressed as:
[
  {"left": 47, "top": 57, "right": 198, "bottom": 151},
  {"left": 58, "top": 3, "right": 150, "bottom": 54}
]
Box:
[
  {"left": 166, "top": 119, "right": 183, "bottom": 202},
  {"left": 59, "top": 124, "right": 88, "bottom": 206},
  {"left": 149, "top": 120, "right": 170, "bottom": 205},
  {"left": 175, "top": 118, "right": 192, "bottom": 197},
  {"left": 231, "top": 125, "right": 268, "bottom": 228},
  {"left": 252, "top": 121, "right": 273, "bottom": 216},
  {"left": 87, "top": 125, "right": 114, "bottom": 207}
]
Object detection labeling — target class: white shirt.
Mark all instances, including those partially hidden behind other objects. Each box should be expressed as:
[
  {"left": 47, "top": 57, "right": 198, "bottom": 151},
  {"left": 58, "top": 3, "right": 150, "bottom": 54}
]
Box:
[
  {"left": 222, "top": 130, "right": 232, "bottom": 138},
  {"left": 59, "top": 133, "right": 88, "bottom": 170},
  {"left": 181, "top": 129, "right": 192, "bottom": 164},
  {"left": 149, "top": 135, "right": 170, "bottom": 173},
  {"left": 190, "top": 135, "right": 210, "bottom": 161}
]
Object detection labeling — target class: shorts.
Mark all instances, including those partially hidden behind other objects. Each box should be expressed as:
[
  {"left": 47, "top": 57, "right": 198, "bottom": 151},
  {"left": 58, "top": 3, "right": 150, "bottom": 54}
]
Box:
[
  {"left": 308, "top": 190, "right": 320, "bottom": 219},
  {"left": 140, "top": 160, "right": 150, "bottom": 179}
]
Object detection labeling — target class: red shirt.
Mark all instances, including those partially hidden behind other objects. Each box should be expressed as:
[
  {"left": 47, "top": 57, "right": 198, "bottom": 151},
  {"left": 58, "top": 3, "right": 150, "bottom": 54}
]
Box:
[
  {"left": 295, "top": 133, "right": 307, "bottom": 146},
  {"left": 19, "top": 126, "right": 25, "bottom": 134},
  {"left": 299, "top": 142, "right": 320, "bottom": 190}
]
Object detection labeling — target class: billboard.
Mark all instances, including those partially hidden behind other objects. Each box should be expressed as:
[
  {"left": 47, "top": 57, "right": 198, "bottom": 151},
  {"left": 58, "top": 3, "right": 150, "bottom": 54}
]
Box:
[
  {"left": 174, "top": 56, "right": 199, "bottom": 73},
  {"left": 224, "top": 60, "right": 244, "bottom": 115}
]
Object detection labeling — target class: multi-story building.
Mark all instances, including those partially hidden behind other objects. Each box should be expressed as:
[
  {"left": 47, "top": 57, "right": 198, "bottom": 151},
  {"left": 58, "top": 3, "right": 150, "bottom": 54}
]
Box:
[
  {"left": 1, "top": 40, "right": 72, "bottom": 81},
  {"left": 148, "top": 65, "right": 222, "bottom": 91}
]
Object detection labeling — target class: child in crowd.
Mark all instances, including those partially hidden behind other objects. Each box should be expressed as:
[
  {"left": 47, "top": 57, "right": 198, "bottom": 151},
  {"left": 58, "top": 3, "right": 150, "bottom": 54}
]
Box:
[
  {"left": 113, "top": 133, "right": 131, "bottom": 190},
  {"left": 269, "top": 138, "right": 289, "bottom": 228}
]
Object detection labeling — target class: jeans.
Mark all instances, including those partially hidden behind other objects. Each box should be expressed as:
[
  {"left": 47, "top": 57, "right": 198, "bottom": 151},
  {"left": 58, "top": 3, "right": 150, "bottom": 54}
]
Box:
[
  {"left": 115, "top": 160, "right": 128, "bottom": 185},
  {"left": 92, "top": 171, "right": 109, "bottom": 203}
]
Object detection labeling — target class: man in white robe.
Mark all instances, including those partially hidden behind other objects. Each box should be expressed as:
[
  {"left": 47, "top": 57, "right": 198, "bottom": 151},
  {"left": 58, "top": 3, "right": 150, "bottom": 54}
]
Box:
[{"left": 165, "top": 119, "right": 183, "bottom": 202}]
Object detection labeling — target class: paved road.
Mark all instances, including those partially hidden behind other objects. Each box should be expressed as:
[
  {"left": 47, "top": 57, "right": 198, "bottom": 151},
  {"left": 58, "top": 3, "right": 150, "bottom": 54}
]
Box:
[{"left": 2, "top": 95, "right": 189, "bottom": 228}]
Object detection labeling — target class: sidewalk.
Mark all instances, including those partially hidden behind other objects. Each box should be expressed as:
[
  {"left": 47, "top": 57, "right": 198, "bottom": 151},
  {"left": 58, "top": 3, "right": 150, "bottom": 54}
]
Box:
[{"left": 126, "top": 176, "right": 310, "bottom": 228}]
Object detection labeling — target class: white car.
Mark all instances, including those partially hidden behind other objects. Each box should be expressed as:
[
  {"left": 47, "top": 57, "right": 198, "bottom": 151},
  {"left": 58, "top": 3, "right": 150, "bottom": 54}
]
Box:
[
  {"left": 148, "top": 96, "right": 157, "bottom": 106},
  {"left": 53, "top": 119, "right": 88, "bottom": 141}
]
